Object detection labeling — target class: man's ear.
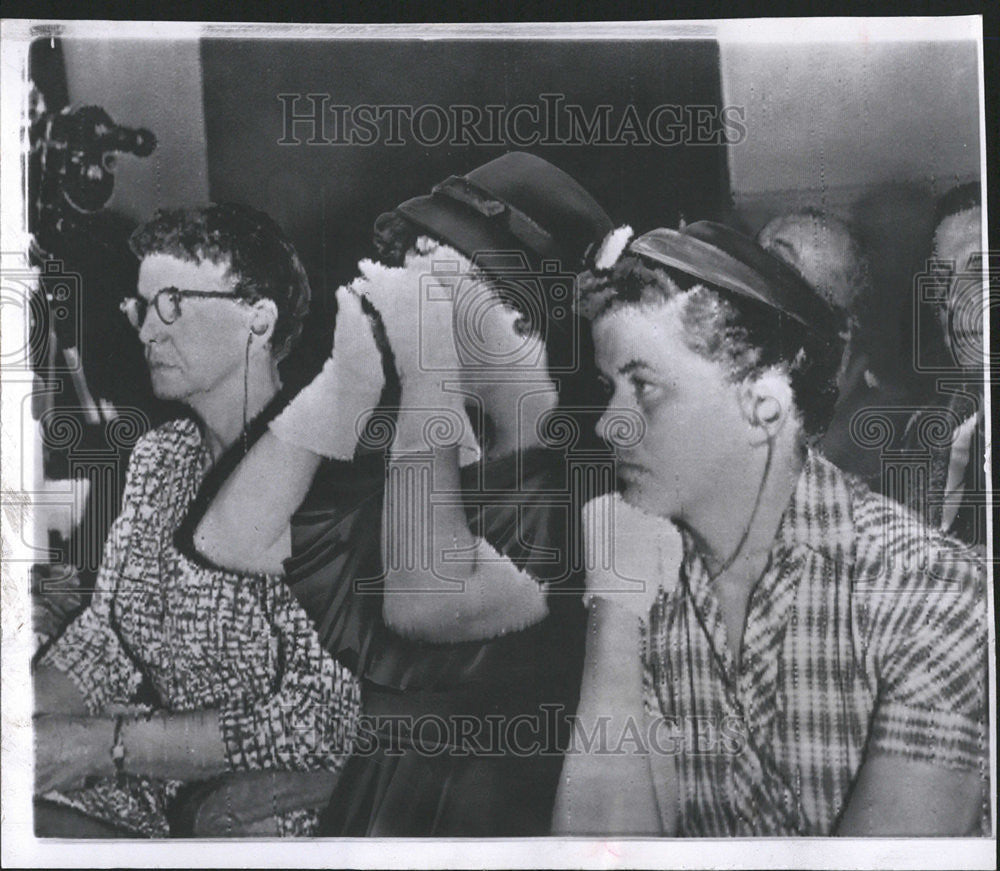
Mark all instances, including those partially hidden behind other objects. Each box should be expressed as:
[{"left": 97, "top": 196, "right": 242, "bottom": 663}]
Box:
[
  {"left": 248, "top": 299, "right": 278, "bottom": 346},
  {"left": 738, "top": 368, "right": 794, "bottom": 445}
]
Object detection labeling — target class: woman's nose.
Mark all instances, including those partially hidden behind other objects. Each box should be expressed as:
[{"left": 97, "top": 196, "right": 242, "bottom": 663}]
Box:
[
  {"left": 138, "top": 307, "right": 165, "bottom": 344},
  {"left": 596, "top": 402, "right": 646, "bottom": 451},
  {"left": 595, "top": 403, "right": 615, "bottom": 443}
]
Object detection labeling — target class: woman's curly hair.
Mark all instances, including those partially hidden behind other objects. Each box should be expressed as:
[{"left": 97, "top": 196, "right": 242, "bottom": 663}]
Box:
[
  {"left": 129, "top": 203, "right": 311, "bottom": 361},
  {"left": 372, "top": 210, "right": 422, "bottom": 268},
  {"left": 578, "top": 254, "right": 845, "bottom": 443}
]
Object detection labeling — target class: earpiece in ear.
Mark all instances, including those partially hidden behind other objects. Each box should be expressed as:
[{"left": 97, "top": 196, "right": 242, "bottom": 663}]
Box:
[{"left": 753, "top": 395, "right": 781, "bottom": 426}]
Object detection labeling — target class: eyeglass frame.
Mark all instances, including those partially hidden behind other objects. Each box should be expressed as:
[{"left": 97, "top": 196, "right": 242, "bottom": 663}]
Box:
[{"left": 119, "top": 286, "right": 252, "bottom": 330}]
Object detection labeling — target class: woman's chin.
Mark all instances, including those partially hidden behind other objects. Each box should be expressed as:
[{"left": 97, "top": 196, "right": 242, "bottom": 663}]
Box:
[{"left": 619, "top": 482, "right": 666, "bottom": 518}]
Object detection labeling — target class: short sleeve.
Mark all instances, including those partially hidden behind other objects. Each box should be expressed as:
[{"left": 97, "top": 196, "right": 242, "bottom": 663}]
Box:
[
  {"left": 217, "top": 577, "right": 360, "bottom": 772},
  {"left": 642, "top": 594, "right": 671, "bottom": 721},
  {"left": 866, "top": 544, "right": 988, "bottom": 771}
]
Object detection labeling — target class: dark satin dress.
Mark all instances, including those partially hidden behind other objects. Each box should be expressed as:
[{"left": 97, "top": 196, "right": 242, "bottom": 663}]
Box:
[{"left": 284, "top": 441, "right": 609, "bottom": 836}]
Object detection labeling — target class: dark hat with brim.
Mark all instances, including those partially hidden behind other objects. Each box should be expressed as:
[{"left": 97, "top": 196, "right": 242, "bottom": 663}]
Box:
[
  {"left": 629, "top": 221, "right": 840, "bottom": 335},
  {"left": 389, "top": 151, "right": 613, "bottom": 270}
]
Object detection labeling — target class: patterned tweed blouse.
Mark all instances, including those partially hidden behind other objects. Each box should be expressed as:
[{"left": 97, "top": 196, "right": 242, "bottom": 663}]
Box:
[{"left": 40, "top": 419, "right": 360, "bottom": 836}]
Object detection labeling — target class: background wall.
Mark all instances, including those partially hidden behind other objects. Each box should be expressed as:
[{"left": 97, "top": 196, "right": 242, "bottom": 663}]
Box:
[
  {"left": 721, "top": 39, "right": 980, "bottom": 223},
  {"left": 719, "top": 38, "right": 981, "bottom": 383},
  {"left": 54, "top": 33, "right": 984, "bottom": 391},
  {"left": 198, "top": 37, "right": 730, "bottom": 385}
]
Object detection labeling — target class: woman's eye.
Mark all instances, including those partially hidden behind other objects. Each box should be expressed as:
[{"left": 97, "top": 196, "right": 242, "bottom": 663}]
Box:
[
  {"left": 631, "top": 377, "right": 661, "bottom": 402},
  {"left": 597, "top": 375, "right": 614, "bottom": 398}
]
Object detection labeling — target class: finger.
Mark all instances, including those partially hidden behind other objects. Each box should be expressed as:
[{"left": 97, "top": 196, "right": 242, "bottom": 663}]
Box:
[{"left": 269, "top": 288, "right": 385, "bottom": 460}]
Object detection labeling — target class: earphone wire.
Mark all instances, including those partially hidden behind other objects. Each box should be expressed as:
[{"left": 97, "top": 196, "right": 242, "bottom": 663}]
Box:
[
  {"left": 243, "top": 331, "right": 252, "bottom": 458},
  {"left": 679, "top": 557, "right": 807, "bottom": 832},
  {"left": 677, "top": 430, "right": 811, "bottom": 831},
  {"left": 708, "top": 433, "right": 774, "bottom": 582}
]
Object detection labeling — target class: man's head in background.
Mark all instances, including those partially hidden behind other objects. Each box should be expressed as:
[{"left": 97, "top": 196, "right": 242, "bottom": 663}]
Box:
[
  {"left": 756, "top": 209, "right": 871, "bottom": 388},
  {"left": 930, "top": 183, "right": 983, "bottom": 371},
  {"left": 757, "top": 208, "right": 871, "bottom": 317}
]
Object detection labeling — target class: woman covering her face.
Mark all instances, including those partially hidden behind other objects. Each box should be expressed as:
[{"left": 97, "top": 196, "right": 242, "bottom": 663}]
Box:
[{"left": 194, "top": 153, "right": 618, "bottom": 836}]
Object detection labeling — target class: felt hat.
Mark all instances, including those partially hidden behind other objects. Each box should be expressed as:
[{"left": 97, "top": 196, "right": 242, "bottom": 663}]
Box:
[{"left": 388, "top": 151, "right": 613, "bottom": 270}]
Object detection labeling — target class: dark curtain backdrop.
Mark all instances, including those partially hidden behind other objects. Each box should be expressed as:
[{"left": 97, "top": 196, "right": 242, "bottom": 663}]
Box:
[{"left": 199, "top": 39, "right": 730, "bottom": 387}]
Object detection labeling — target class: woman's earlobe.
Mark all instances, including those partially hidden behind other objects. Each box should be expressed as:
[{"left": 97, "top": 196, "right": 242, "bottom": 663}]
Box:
[
  {"left": 249, "top": 299, "right": 279, "bottom": 340},
  {"left": 742, "top": 368, "right": 793, "bottom": 431},
  {"left": 753, "top": 395, "right": 782, "bottom": 427},
  {"left": 744, "top": 393, "right": 785, "bottom": 447}
]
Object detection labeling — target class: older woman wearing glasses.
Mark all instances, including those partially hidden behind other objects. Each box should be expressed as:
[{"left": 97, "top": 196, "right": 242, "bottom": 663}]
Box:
[{"left": 32, "top": 203, "right": 359, "bottom": 838}]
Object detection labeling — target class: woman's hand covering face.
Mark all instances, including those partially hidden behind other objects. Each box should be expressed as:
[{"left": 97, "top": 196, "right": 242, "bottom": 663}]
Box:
[
  {"left": 270, "top": 237, "right": 536, "bottom": 465},
  {"left": 356, "top": 238, "right": 468, "bottom": 386},
  {"left": 269, "top": 285, "right": 384, "bottom": 460},
  {"left": 356, "top": 239, "right": 482, "bottom": 463}
]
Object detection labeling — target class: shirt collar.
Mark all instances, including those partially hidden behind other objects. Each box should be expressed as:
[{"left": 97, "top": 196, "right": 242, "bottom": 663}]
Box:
[
  {"left": 775, "top": 449, "right": 855, "bottom": 568},
  {"left": 680, "top": 448, "right": 856, "bottom": 578}
]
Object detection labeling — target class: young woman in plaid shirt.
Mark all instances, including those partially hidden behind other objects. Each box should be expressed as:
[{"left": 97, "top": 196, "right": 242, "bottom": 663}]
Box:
[{"left": 554, "top": 222, "right": 988, "bottom": 836}]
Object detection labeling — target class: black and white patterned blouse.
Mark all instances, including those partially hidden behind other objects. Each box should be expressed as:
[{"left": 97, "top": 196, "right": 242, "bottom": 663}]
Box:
[{"left": 40, "top": 419, "right": 360, "bottom": 836}]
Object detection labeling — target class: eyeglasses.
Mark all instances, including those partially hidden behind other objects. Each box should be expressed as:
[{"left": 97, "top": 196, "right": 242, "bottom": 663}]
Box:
[{"left": 119, "top": 286, "right": 247, "bottom": 330}]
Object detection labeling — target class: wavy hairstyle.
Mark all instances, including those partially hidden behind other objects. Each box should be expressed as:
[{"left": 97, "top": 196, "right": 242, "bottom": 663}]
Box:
[
  {"left": 129, "top": 202, "right": 311, "bottom": 361},
  {"left": 578, "top": 254, "right": 845, "bottom": 443}
]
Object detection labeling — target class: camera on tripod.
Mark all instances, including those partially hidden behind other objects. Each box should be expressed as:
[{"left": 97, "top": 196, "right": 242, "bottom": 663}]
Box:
[{"left": 31, "top": 104, "right": 156, "bottom": 215}]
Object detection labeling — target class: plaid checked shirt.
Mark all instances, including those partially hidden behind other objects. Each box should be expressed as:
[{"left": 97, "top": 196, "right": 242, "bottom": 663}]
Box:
[{"left": 643, "top": 450, "right": 989, "bottom": 836}]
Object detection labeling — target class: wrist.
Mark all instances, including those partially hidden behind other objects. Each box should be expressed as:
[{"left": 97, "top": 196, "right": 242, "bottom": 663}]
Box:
[
  {"left": 89, "top": 715, "right": 119, "bottom": 779},
  {"left": 113, "top": 709, "right": 162, "bottom": 778},
  {"left": 397, "top": 378, "right": 466, "bottom": 410},
  {"left": 267, "top": 301, "right": 383, "bottom": 459},
  {"left": 585, "top": 596, "right": 647, "bottom": 663},
  {"left": 578, "top": 598, "right": 648, "bottom": 710},
  {"left": 585, "top": 592, "right": 648, "bottom": 626},
  {"left": 109, "top": 715, "right": 126, "bottom": 781},
  {"left": 391, "top": 388, "right": 474, "bottom": 457}
]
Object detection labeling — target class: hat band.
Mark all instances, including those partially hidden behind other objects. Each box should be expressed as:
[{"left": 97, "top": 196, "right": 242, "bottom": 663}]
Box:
[
  {"left": 432, "top": 175, "right": 560, "bottom": 262},
  {"left": 629, "top": 229, "right": 834, "bottom": 334}
]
